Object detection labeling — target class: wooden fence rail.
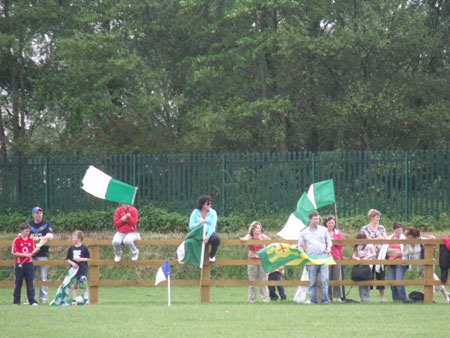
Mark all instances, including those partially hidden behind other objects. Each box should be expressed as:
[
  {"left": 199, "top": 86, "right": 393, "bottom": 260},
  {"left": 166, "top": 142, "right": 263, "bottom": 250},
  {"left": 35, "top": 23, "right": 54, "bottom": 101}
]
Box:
[{"left": 0, "top": 239, "right": 447, "bottom": 304}]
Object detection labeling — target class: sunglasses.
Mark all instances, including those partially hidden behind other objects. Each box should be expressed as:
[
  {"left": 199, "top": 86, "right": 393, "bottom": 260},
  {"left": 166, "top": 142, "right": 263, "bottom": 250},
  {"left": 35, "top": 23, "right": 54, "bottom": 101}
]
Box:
[{"left": 206, "top": 201, "right": 212, "bottom": 205}]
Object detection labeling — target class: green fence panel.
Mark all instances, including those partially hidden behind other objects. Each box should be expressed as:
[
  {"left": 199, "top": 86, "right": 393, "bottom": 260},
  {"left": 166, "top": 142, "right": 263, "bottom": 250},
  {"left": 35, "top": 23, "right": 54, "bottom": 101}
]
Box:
[{"left": 0, "top": 150, "right": 449, "bottom": 219}]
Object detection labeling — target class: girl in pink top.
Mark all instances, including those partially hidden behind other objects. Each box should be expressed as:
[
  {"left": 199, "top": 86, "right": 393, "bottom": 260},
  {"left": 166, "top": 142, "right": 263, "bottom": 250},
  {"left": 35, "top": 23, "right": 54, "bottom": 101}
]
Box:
[
  {"left": 240, "top": 221, "right": 271, "bottom": 302},
  {"left": 324, "top": 215, "right": 344, "bottom": 301}
]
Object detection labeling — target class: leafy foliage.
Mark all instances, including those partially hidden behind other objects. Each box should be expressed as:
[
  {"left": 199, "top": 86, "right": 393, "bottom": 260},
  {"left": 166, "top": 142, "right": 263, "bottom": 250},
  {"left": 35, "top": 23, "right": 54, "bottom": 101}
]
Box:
[{"left": 1, "top": 0, "right": 449, "bottom": 156}]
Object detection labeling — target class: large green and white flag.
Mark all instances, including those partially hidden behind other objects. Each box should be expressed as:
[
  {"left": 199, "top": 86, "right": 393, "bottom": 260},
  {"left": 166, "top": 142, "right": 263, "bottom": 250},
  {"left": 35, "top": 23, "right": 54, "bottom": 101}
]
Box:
[
  {"left": 277, "top": 179, "right": 335, "bottom": 240},
  {"left": 50, "top": 267, "right": 78, "bottom": 306},
  {"left": 82, "top": 165, "right": 138, "bottom": 205},
  {"left": 176, "top": 225, "right": 206, "bottom": 268}
]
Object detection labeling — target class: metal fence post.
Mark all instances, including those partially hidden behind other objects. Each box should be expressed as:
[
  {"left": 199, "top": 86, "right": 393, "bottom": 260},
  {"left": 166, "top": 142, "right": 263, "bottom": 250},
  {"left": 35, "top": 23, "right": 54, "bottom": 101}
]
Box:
[
  {"left": 44, "top": 156, "right": 50, "bottom": 211},
  {"left": 221, "top": 154, "right": 227, "bottom": 216},
  {"left": 404, "top": 151, "right": 409, "bottom": 220}
]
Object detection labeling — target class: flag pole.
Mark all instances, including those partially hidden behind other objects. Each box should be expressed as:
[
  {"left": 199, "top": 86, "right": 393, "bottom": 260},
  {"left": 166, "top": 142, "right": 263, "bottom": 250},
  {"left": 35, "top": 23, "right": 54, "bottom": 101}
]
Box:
[
  {"left": 199, "top": 223, "right": 206, "bottom": 301},
  {"left": 168, "top": 274, "right": 171, "bottom": 307},
  {"left": 334, "top": 202, "right": 339, "bottom": 228},
  {"left": 199, "top": 223, "right": 206, "bottom": 269}
]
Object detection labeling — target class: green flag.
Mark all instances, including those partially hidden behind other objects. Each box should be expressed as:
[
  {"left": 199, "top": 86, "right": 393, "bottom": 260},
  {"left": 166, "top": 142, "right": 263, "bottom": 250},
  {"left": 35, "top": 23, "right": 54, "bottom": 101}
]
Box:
[
  {"left": 292, "top": 179, "right": 335, "bottom": 225},
  {"left": 176, "top": 225, "right": 205, "bottom": 268},
  {"left": 308, "top": 179, "right": 335, "bottom": 209},
  {"left": 257, "top": 243, "right": 336, "bottom": 274}
]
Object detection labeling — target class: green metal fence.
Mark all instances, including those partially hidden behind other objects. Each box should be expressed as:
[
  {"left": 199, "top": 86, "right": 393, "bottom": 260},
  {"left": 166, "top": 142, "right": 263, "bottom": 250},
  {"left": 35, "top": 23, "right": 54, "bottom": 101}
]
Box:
[{"left": 1, "top": 150, "right": 449, "bottom": 219}]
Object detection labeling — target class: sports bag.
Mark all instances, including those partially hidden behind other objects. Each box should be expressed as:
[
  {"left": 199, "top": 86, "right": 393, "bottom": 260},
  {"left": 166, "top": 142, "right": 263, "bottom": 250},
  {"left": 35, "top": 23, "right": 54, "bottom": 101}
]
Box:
[{"left": 350, "top": 265, "right": 373, "bottom": 281}]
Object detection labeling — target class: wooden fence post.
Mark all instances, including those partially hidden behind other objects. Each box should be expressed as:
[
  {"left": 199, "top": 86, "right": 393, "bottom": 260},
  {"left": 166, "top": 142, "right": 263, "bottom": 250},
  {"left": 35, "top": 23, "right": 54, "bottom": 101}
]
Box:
[
  {"left": 90, "top": 244, "right": 100, "bottom": 304},
  {"left": 200, "top": 246, "right": 210, "bottom": 303},
  {"left": 423, "top": 243, "right": 434, "bottom": 304}
]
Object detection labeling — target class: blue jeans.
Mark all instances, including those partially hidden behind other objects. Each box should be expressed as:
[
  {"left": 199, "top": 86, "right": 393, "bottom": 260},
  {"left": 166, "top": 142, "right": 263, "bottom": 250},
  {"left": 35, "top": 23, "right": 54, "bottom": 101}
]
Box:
[
  {"left": 307, "top": 265, "right": 329, "bottom": 304},
  {"left": 388, "top": 264, "right": 407, "bottom": 301}
]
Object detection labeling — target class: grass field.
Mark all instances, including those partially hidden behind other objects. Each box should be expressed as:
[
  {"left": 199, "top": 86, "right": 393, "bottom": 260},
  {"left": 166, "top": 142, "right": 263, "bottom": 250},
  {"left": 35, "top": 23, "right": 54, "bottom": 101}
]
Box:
[{"left": 1, "top": 285, "right": 450, "bottom": 338}]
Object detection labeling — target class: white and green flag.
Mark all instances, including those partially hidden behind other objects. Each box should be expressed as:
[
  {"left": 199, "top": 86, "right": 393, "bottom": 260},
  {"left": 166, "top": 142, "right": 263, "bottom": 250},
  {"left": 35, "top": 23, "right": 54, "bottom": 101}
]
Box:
[
  {"left": 82, "top": 165, "right": 138, "bottom": 205},
  {"left": 176, "top": 225, "right": 206, "bottom": 268},
  {"left": 277, "top": 179, "right": 335, "bottom": 240},
  {"left": 50, "top": 267, "right": 78, "bottom": 306}
]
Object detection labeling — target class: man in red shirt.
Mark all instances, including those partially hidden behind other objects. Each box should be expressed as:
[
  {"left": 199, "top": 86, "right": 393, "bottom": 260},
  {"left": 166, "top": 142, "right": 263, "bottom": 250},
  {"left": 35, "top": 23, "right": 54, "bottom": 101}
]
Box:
[
  {"left": 12, "top": 223, "right": 40, "bottom": 305},
  {"left": 112, "top": 203, "right": 139, "bottom": 262}
]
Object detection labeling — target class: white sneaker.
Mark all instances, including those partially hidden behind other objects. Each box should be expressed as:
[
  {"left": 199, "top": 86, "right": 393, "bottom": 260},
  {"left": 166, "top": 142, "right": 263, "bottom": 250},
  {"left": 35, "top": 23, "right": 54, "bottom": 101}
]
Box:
[
  {"left": 208, "top": 256, "right": 216, "bottom": 262},
  {"left": 31, "top": 302, "right": 39, "bottom": 306},
  {"left": 114, "top": 255, "right": 121, "bottom": 262},
  {"left": 131, "top": 251, "right": 139, "bottom": 261}
]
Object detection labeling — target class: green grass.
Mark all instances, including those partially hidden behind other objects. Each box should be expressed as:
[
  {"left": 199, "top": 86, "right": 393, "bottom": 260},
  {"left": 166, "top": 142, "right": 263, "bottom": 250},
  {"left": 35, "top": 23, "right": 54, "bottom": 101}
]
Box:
[{"left": 1, "top": 286, "right": 450, "bottom": 337}]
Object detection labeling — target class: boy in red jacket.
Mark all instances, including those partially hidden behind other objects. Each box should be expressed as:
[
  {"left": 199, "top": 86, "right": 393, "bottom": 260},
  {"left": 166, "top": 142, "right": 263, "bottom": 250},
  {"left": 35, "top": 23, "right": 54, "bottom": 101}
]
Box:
[
  {"left": 12, "top": 223, "right": 40, "bottom": 305},
  {"left": 112, "top": 203, "right": 139, "bottom": 262}
]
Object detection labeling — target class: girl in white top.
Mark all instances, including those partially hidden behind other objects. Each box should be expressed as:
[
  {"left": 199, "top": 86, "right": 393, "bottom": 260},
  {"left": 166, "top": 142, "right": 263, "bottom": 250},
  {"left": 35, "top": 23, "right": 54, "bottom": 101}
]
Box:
[
  {"left": 404, "top": 227, "right": 450, "bottom": 302},
  {"left": 352, "top": 232, "right": 376, "bottom": 302}
]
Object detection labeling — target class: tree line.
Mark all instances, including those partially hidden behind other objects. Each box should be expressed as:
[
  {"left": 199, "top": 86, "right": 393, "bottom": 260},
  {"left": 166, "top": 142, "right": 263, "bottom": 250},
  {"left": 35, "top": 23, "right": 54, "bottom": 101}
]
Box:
[{"left": 1, "top": 0, "right": 449, "bottom": 156}]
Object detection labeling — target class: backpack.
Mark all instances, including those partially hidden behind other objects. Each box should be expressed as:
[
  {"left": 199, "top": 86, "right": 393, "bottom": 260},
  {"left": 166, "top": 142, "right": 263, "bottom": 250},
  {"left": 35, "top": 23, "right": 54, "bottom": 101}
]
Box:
[{"left": 408, "top": 291, "right": 424, "bottom": 302}]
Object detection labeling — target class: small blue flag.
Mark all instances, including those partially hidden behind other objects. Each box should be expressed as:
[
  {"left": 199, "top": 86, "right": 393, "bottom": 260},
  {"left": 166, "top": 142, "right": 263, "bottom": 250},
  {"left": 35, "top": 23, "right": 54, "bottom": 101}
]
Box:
[{"left": 155, "top": 260, "right": 170, "bottom": 286}]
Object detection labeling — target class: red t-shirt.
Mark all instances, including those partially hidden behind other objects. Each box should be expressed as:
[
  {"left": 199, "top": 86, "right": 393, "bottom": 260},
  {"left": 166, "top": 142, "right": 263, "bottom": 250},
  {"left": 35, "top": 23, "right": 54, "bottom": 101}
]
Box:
[
  {"left": 113, "top": 205, "right": 138, "bottom": 233},
  {"left": 330, "top": 229, "right": 343, "bottom": 260},
  {"left": 12, "top": 235, "right": 34, "bottom": 265}
]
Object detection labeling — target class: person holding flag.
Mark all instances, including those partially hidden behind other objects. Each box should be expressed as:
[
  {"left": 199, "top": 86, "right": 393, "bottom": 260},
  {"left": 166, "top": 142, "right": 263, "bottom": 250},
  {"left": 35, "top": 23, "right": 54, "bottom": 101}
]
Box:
[
  {"left": 188, "top": 195, "right": 220, "bottom": 263},
  {"left": 112, "top": 203, "right": 139, "bottom": 262},
  {"left": 298, "top": 211, "right": 332, "bottom": 305}
]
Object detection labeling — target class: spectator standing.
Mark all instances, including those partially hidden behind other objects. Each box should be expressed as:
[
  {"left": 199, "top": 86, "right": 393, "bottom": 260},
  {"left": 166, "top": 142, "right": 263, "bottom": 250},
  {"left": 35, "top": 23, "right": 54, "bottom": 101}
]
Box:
[
  {"left": 298, "top": 211, "right": 332, "bottom": 305},
  {"left": 360, "top": 209, "right": 387, "bottom": 302},
  {"left": 28, "top": 206, "right": 54, "bottom": 303},
  {"left": 325, "top": 215, "right": 344, "bottom": 302},
  {"left": 12, "top": 223, "right": 40, "bottom": 305},
  {"left": 268, "top": 266, "right": 287, "bottom": 301},
  {"left": 352, "top": 232, "right": 376, "bottom": 302},
  {"left": 240, "top": 221, "right": 270, "bottom": 303}
]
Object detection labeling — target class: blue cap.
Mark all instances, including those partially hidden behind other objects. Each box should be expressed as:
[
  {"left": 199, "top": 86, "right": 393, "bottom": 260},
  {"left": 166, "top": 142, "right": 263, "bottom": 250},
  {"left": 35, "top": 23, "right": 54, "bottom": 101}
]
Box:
[{"left": 32, "top": 206, "right": 43, "bottom": 214}]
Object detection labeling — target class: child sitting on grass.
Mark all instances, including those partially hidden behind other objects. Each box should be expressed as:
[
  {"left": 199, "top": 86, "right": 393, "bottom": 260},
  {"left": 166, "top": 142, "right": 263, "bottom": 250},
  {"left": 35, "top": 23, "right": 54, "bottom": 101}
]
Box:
[{"left": 66, "top": 230, "right": 91, "bottom": 305}]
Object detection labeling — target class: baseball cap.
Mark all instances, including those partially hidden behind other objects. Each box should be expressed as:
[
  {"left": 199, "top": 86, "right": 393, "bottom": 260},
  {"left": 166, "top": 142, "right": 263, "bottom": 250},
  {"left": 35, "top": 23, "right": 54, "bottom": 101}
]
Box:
[{"left": 32, "top": 206, "right": 43, "bottom": 214}]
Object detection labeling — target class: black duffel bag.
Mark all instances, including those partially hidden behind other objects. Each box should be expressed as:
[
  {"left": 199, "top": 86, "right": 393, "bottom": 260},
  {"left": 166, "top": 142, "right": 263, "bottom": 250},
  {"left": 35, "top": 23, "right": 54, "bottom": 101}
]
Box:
[{"left": 350, "top": 264, "right": 373, "bottom": 281}]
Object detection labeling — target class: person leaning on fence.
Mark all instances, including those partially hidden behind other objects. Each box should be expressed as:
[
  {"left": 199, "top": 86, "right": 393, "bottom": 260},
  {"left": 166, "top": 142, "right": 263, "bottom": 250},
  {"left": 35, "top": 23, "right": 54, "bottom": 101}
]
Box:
[
  {"left": 404, "top": 226, "right": 450, "bottom": 303},
  {"left": 66, "top": 230, "right": 91, "bottom": 306},
  {"left": 360, "top": 209, "right": 387, "bottom": 302},
  {"left": 325, "top": 215, "right": 345, "bottom": 302},
  {"left": 381, "top": 222, "right": 408, "bottom": 302},
  {"left": 240, "top": 221, "right": 270, "bottom": 303},
  {"left": 352, "top": 232, "right": 376, "bottom": 302},
  {"left": 189, "top": 195, "right": 220, "bottom": 262},
  {"left": 28, "top": 206, "right": 54, "bottom": 304},
  {"left": 112, "top": 203, "right": 140, "bottom": 262},
  {"left": 298, "top": 211, "right": 332, "bottom": 305},
  {"left": 12, "top": 223, "right": 40, "bottom": 306}
]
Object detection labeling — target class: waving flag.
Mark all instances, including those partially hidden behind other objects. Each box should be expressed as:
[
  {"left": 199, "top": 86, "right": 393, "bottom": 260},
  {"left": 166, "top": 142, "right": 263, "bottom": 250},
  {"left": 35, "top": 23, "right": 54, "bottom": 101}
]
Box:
[
  {"left": 82, "top": 165, "right": 138, "bottom": 205},
  {"left": 257, "top": 243, "right": 335, "bottom": 274},
  {"left": 277, "top": 179, "right": 335, "bottom": 240},
  {"left": 177, "top": 225, "right": 205, "bottom": 268},
  {"left": 155, "top": 260, "right": 170, "bottom": 286}
]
